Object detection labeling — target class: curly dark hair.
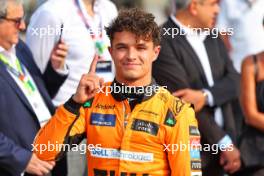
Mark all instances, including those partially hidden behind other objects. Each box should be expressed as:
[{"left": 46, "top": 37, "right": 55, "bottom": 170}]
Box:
[{"left": 106, "top": 8, "right": 161, "bottom": 46}]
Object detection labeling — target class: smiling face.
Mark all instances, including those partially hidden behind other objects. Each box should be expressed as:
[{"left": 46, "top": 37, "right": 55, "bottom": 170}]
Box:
[
  {"left": 109, "top": 31, "right": 160, "bottom": 86},
  {"left": 0, "top": 1, "right": 25, "bottom": 50}
]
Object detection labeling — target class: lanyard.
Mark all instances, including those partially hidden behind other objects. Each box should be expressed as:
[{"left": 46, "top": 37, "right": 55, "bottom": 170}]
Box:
[
  {"left": 0, "top": 54, "right": 35, "bottom": 95},
  {"left": 74, "top": 0, "right": 107, "bottom": 57}
]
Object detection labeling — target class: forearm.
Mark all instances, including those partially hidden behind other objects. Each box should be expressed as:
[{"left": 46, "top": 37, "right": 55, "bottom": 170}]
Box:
[
  {"left": 33, "top": 97, "right": 83, "bottom": 161},
  {"left": 196, "top": 109, "right": 226, "bottom": 144},
  {"left": 245, "top": 112, "right": 264, "bottom": 132},
  {"left": 43, "top": 60, "right": 68, "bottom": 98}
]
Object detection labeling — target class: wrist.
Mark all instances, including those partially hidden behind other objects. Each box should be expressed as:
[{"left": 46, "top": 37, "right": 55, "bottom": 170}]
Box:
[
  {"left": 64, "top": 95, "right": 83, "bottom": 115},
  {"left": 72, "top": 94, "right": 83, "bottom": 104}
]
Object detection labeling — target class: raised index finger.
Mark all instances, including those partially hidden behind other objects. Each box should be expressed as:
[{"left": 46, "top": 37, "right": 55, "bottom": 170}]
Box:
[{"left": 89, "top": 54, "right": 99, "bottom": 73}]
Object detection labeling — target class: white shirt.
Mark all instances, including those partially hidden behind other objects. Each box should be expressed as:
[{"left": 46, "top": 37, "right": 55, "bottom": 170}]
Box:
[
  {"left": 170, "top": 15, "right": 224, "bottom": 127},
  {"left": 0, "top": 46, "right": 51, "bottom": 126},
  {"left": 217, "top": 0, "right": 264, "bottom": 73},
  {"left": 26, "top": 0, "right": 118, "bottom": 106}
]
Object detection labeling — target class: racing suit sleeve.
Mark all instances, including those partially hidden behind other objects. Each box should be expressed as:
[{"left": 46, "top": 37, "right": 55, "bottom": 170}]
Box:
[
  {"left": 33, "top": 97, "right": 87, "bottom": 161},
  {"left": 165, "top": 103, "right": 201, "bottom": 176}
]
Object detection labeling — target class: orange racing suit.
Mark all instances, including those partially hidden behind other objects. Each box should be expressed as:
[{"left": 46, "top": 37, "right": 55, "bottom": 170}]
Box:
[{"left": 33, "top": 81, "right": 202, "bottom": 176}]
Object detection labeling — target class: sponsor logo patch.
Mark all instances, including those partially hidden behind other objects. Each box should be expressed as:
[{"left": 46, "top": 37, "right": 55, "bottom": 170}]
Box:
[
  {"left": 139, "top": 110, "right": 159, "bottom": 117},
  {"left": 131, "top": 119, "right": 159, "bottom": 136},
  {"left": 191, "top": 160, "right": 202, "bottom": 170},
  {"left": 90, "top": 113, "right": 116, "bottom": 127},
  {"left": 83, "top": 99, "right": 93, "bottom": 108},
  {"left": 190, "top": 149, "right": 201, "bottom": 160},
  {"left": 173, "top": 98, "right": 184, "bottom": 115},
  {"left": 93, "top": 169, "right": 107, "bottom": 176},
  {"left": 190, "top": 136, "right": 200, "bottom": 147},
  {"left": 96, "top": 60, "right": 112, "bottom": 73},
  {"left": 164, "top": 109, "right": 176, "bottom": 127},
  {"left": 191, "top": 172, "right": 202, "bottom": 176},
  {"left": 189, "top": 126, "right": 200, "bottom": 136},
  {"left": 90, "top": 148, "right": 154, "bottom": 162},
  {"left": 95, "top": 104, "right": 115, "bottom": 110}
]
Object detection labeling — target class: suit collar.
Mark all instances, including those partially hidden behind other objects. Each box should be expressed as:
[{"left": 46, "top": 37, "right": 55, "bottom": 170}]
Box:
[
  {"left": 169, "top": 15, "right": 193, "bottom": 35},
  {"left": 166, "top": 17, "right": 209, "bottom": 86},
  {"left": 0, "top": 61, "right": 37, "bottom": 117},
  {"left": 169, "top": 15, "right": 208, "bottom": 41},
  {"left": 0, "top": 45, "right": 16, "bottom": 54},
  {"left": 0, "top": 44, "right": 40, "bottom": 123},
  {"left": 0, "top": 45, "right": 17, "bottom": 66}
]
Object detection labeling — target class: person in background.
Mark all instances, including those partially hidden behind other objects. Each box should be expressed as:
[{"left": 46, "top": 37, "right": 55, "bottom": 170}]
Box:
[
  {"left": 216, "top": 0, "right": 264, "bottom": 151},
  {"left": 26, "top": 0, "right": 118, "bottom": 106},
  {"left": 0, "top": 0, "right": 68, "bottom": 175},
  {"left": 239, "top": 51, "right": 264, "bottom": 176},
  {"left": 26, "top": 0, "right": 118, "bottom": 175},
  {"left": 217, "top": 0, "right": 264, "bottom": 73},
  {"left": 153, "top": 0, "right": 241, "bottom": 175}
]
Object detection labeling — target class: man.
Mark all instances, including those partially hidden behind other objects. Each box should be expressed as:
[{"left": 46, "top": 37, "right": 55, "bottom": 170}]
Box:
[
  {"left": 26, "top": 0, "right": 118, "bottom": 175},
  {"left": 33, "top": 8, "right": 202, "bottom": 176},
  {"left": 153, "top": 0, "right": 241, "bottom": 175},
  {"left": 26, "top": 0, "right": 118, "bottom": 106},
  {"left": 0, "top": 0, "right": 68, "bottom": 175}
]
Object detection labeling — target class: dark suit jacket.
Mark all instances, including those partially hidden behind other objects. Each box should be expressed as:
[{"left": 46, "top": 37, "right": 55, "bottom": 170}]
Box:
[
  {"left": 153, "top": 17, "right": 240, "bottom": 170},
  {"left": 0, "top": 40, "right": 67, "bottom": 176}
]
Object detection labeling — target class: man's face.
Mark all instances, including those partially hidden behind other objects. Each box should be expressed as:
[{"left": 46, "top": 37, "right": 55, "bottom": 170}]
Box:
[
  {"left": 195, "top": 0, "right": 220, "bottom": 29},
  {"left": 0, "top": 3, "right": 25, "bottom": 50},
  {"left": 109, "top": 31, "right": 160, "bottom": 85}
]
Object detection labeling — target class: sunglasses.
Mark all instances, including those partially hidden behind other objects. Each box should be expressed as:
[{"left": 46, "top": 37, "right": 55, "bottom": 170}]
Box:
[{"left": 0, "top": 16, "right": 25, "bottom": 28}]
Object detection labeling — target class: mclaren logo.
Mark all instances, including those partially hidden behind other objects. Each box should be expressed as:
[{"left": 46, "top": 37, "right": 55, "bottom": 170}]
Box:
[{"left": 95, "top": 104, "right": 115, "bottom": 110}]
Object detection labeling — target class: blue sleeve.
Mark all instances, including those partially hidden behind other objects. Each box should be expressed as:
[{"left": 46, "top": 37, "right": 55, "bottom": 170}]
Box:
[
  {"left": 218, "top": 135, "right": 233, "bottom": 147},
  {"left": 0, "top": 132, "right": 32, "bottom": 175}
]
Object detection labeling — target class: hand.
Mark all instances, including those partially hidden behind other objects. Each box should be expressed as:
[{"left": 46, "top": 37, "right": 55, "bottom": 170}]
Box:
[
  {"left": 25, "top": 153, "right": 55, "bottom": 176},
  {"left": 220, "top": 145, "right": 241, "bottom": 174},
  {"left": 50, "top": 39, "right": 68, "bottom": 70},
  {"left": 173, "top": 88, "right": 206, "bottom": 112},
  {"left": 73, "top": 55, "right": 104, "bottom": 103}
]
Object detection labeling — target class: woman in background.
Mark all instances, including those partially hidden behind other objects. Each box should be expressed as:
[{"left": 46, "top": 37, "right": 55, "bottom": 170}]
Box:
[{"left": 239, "top": 51, "right": 264, "bottom": 176}]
